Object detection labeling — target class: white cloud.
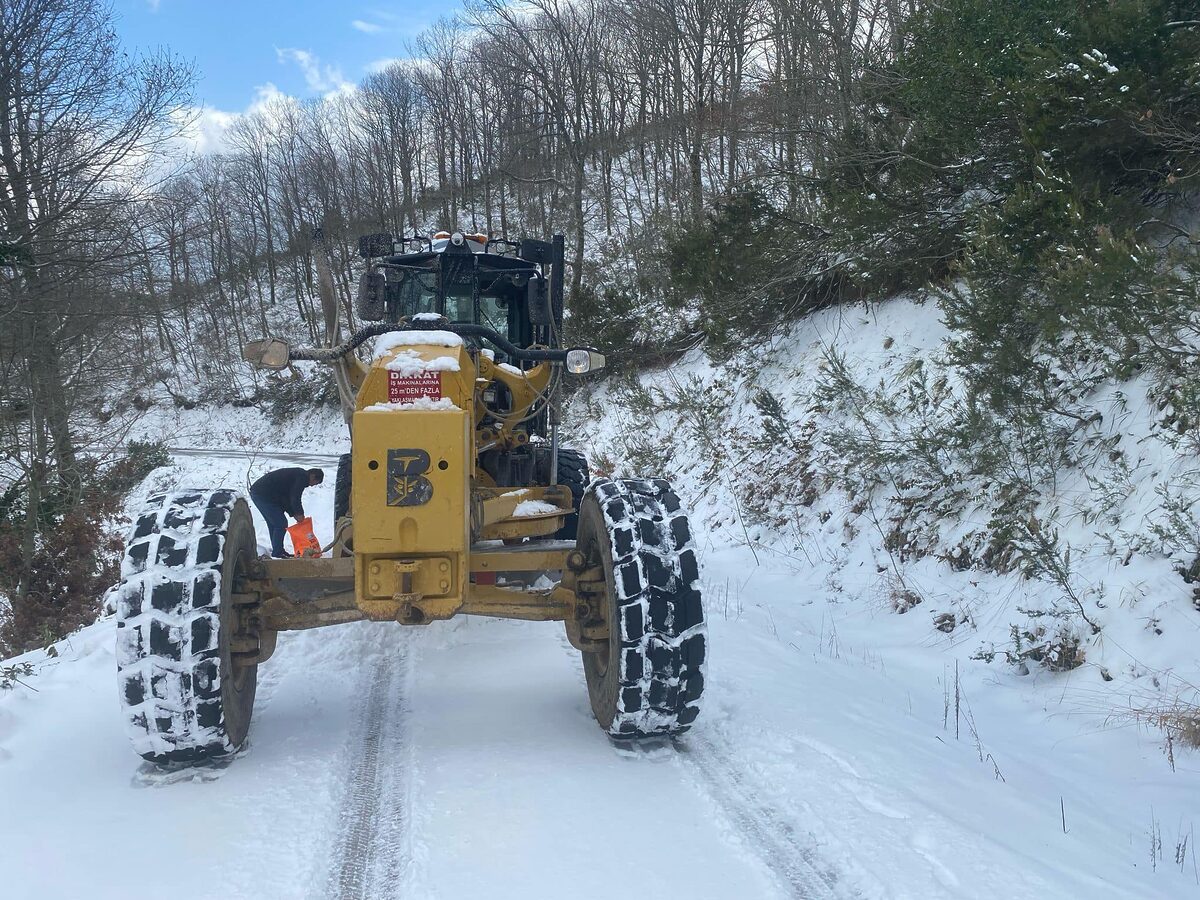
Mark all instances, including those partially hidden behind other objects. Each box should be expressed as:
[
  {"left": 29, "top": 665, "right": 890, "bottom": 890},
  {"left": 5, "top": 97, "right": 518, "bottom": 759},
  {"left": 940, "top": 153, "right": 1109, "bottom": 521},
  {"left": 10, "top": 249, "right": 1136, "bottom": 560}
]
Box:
[
  {"left": 349, "top": 10, "right": 431, "bottom": 38},
  {"left": 174, "top": 83, "right": 292, "bottom": 156},
  {"left": 163, "top": 47, "right": 363, "bottom": 159},
  {"left": 185, "top": 106, "right": 236, "bottom": 156},
  {"left": 275, "top": 47, "right": 354, "bottom": 96},
  {"left": 366, "top": 57, "right": 405, "bottom": 74}
]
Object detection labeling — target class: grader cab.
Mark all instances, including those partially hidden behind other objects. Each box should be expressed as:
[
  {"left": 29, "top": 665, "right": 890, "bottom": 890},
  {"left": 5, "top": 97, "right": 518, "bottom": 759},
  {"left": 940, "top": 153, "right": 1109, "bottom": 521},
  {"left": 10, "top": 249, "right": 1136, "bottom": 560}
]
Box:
[{"left": 114, "top": 230, "right": 706, "bottom": 763}]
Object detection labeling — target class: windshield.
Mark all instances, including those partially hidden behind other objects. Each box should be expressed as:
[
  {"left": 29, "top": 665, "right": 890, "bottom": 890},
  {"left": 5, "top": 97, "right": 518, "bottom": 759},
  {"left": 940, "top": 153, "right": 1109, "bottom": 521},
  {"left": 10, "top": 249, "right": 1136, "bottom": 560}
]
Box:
[
  {"left": 442, "top": 271, "right": 517, "bottom": 341},
  {"left": 394, "top": 271, "right": 437, "bottom": 317},
  {"left": 443, "top": 283, "right": 474, "bottom": 323},
  {"left": 388, "top": 263, "right": 524, "bottom": 350}
]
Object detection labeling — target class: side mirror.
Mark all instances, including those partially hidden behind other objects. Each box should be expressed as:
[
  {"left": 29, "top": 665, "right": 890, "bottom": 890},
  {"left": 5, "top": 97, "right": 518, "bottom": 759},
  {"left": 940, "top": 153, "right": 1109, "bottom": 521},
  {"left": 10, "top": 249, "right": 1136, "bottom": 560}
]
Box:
[
  {"left": 565, "top": 348, "right": 606, "bottom": 374},
  {"left": 358, "top": 271, "right": 386, "bottom": 321},
  {"left": 243, "top": 338, "right": 291, "bottom": 370},
  {"left": 527, "top": 276, "right": 553, "bottom": 326},
  {"left": 357, "top": 232, "right": 394, "bottom": 259},
  {"left": 518, "top": 238, "right": 553, "bottom": 264}
]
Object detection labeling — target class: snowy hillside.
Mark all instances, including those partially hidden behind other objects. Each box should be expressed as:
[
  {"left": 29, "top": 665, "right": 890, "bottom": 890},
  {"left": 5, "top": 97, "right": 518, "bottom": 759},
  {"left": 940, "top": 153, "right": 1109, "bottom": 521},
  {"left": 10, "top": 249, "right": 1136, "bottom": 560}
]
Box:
[
  {"left": 569, "top": 297, "right": 1200, "bottom": 720},
  {"left": 2, "top": 309, "right": 1199, "bottom": 898}
]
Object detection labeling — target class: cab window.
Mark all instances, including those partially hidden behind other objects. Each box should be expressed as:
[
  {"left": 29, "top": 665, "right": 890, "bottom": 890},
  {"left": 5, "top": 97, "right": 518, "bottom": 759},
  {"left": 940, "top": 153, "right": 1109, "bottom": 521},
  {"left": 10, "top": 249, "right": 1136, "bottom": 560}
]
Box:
[
  {"left": 443, "top": 287, "right": 474, "bottom": 323},
  {"left": 396, "top": 271, "right": 437, "bottom": 317},
  {"left": 478, "top": 294, "right": 511, "bottom": 337}
]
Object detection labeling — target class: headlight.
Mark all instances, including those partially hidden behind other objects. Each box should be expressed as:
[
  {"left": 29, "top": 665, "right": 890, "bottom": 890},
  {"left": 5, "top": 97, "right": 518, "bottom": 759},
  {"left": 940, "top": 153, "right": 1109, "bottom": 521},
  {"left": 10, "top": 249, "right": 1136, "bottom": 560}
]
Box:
[
  {"left": 450, "top": 231, "right": 465, "bottom": 246},
  {"left": 566, "top": 349, "right": 605, "bottom": 374}
]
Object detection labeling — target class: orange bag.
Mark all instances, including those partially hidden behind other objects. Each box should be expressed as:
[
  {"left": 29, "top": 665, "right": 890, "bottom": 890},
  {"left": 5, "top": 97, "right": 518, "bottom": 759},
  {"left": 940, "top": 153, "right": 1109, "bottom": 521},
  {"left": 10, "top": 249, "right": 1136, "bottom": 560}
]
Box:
[{"left": 287, "top": 516, "right": 321, "bottom": 557}]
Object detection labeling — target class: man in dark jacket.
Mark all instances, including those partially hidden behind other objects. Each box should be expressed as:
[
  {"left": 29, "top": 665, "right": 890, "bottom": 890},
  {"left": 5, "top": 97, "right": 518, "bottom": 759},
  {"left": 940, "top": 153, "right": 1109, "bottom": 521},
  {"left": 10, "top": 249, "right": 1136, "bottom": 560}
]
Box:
[{"left": 250, "top": 467, "right": 324, "bottom": 558}]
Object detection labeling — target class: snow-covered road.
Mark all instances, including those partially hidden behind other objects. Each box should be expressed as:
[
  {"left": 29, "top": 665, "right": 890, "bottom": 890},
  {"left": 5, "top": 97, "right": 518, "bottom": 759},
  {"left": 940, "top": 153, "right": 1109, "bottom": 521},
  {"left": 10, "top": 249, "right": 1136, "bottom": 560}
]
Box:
[
  {"left": 3, "top": 444, "right": 1199, "bottom": 899},
  {"left": 0, "top": 608, "right": 790, "bottom": 900}
]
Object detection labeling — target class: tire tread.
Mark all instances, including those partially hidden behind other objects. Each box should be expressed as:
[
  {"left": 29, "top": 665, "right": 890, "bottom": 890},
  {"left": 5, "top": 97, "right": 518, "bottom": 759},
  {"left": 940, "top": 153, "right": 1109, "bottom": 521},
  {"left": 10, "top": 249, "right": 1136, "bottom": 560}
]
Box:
[
  {"left": 587, "top": 478, "right": 705, "bottom": 737},
  {"left": 115, "top": 490, "right": 249, "bottom": 763}
]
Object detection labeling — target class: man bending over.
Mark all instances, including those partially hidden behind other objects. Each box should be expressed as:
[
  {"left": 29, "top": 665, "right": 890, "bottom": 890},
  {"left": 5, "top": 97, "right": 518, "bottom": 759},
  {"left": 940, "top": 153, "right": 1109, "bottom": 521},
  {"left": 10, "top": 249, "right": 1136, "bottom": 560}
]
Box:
[{"left": 250, "top": 467, "right": 324, "bottom": 558}]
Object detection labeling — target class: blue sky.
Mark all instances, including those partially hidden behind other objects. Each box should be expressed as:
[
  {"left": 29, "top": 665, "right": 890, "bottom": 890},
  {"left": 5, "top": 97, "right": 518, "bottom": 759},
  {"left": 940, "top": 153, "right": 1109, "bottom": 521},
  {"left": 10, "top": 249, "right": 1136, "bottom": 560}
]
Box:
[{"left": 112, "top": 0, "right": 456, "bottom": 113}]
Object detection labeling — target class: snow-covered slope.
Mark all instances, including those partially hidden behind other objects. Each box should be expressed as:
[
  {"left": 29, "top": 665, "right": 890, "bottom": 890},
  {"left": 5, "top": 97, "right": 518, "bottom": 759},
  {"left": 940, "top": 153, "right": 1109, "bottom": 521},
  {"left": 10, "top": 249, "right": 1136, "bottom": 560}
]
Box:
[
  {"left": 565, "top": 297, "right": 1200, "bottom": 892},
  {"left": 2, "top": 332, "right": 1200, "bottom": 897},
  {"left": 569, "top": 297, "right": 1200, "bottom": 718}
]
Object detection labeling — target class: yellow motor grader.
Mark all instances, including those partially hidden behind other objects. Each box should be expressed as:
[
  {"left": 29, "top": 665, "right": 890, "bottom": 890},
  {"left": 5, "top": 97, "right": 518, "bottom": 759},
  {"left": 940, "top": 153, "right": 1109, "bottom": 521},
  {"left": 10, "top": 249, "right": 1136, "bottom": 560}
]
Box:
[{"left": 114, "top": 230, "right": 705, "bottom": 763}]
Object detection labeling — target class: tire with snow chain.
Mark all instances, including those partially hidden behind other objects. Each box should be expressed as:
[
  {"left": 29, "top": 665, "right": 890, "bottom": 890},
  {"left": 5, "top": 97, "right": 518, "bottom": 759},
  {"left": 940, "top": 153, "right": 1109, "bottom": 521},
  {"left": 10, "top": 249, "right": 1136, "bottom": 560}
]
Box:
[
  {"left": 115, "top": 490, "right": 259, "bottom": 764},
  {"left": 554, "top": 448, "right": 589, "bottom": 540},
  {"left": 334, "top": 452, "right": 351, "bottom": 521},
  {"left": 575, "top": 478, "right": 705, "bottom": 737}
]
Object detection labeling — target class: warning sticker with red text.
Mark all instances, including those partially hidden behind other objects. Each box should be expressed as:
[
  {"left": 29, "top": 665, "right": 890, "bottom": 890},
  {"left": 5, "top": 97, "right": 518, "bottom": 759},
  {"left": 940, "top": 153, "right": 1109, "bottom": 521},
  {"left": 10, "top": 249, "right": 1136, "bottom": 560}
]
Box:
[{"left": 388, "top": 371, "right": 442, "bottom": 403}]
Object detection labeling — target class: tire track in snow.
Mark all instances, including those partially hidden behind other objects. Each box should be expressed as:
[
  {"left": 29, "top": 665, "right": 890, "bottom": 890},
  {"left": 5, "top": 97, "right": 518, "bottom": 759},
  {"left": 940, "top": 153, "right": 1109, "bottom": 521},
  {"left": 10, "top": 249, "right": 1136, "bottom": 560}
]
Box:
[
  {"left": 326, "top": 641, "right": 414, "bottom": 900},
  {"left": 678, "top": 737, "right": 852, "bottom": 899}
]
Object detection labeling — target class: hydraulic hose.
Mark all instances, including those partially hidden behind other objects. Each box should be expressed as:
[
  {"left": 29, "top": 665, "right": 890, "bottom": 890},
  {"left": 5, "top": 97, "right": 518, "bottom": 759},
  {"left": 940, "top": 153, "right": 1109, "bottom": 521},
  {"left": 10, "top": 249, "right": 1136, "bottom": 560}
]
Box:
[{"left": 289, "top": 322, "right": 395, "bottom": 362}]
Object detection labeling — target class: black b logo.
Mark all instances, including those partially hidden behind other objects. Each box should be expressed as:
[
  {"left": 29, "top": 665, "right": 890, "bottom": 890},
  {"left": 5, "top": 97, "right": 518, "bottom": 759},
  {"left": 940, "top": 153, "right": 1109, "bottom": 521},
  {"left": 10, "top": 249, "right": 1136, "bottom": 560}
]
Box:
[{"left": 387, "top": 449, "right": 434, "bottom": 506}]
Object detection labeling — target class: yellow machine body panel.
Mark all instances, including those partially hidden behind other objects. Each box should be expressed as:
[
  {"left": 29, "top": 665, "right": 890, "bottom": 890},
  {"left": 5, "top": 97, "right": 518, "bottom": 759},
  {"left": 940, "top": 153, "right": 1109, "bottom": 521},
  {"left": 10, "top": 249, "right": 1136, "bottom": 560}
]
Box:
[{"left": 351, "top": 338, "right": 475, "bottom": 622}]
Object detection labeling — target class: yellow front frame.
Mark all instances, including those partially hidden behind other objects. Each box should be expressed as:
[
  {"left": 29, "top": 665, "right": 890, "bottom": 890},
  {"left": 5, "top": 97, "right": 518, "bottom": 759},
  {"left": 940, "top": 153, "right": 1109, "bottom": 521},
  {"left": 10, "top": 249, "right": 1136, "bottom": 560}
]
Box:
[{"left": 344, "top": 337, "right": 571, "bottom": 624}]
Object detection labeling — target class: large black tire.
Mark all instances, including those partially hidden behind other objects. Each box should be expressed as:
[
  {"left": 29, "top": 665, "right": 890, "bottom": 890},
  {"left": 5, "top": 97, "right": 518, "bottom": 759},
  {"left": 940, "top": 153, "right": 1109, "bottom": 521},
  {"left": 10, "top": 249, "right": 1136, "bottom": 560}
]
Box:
[
  {"left": 115, "top": 490, "right": 259, "bottom": 763},
  {"left": 334, "top": 452, "right": 351, "bottom": 521},
  {"left": 553, "top": 448, "right": 589, "bottom": 540},
  {"left": 576, "top": 478, "right": 705, "bottom": 737}
]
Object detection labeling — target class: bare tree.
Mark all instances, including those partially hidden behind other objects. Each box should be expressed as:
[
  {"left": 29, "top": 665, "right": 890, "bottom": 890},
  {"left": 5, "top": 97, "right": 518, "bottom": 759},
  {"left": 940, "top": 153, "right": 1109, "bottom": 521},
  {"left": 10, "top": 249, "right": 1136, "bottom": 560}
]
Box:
[{"left": 0, "top": 0, "right": 191, "bottom": 637}]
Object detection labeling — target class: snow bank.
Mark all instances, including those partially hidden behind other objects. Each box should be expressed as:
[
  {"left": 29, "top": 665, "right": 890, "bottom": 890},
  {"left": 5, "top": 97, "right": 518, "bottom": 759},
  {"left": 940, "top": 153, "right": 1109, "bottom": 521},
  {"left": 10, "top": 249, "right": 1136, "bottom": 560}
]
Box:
[
  {"left": 568, "top": 297, "right": 1200, "bottom": 714},
  {"left": 126, "top": 402, "right": 348, "bottom": 456},
  {"left": 565, "top": 296, "right": 1200, "bottom": 894}
]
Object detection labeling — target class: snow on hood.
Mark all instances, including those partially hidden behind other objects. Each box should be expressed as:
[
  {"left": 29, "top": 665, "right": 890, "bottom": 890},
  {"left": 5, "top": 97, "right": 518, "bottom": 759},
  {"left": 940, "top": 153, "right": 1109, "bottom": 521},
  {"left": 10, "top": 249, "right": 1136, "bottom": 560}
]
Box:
[
  {"left": 373, "top": 330, "right": 464, "bottom": 358},
  {"left": 382, "top": 349, "right": 461, "bottom": 376}
]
